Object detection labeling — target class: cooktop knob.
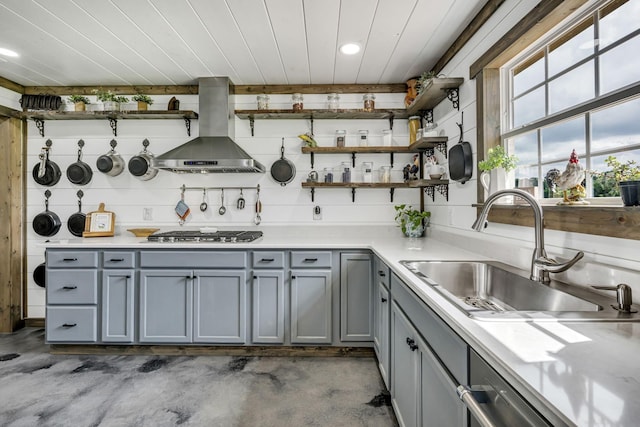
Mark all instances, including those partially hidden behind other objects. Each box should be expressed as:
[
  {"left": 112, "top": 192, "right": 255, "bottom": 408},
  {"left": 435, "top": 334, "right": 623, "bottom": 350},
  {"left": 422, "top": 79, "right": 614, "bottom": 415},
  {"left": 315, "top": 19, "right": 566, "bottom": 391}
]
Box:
[{"left": 219, "top": 237, "right": 227, "bottom": 242}]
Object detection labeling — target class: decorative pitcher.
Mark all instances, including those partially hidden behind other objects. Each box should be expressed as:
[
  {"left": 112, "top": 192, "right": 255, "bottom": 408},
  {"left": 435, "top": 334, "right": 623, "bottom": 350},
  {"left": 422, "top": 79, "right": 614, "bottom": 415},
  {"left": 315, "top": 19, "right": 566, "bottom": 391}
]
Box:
[{"left": 480, "top": 168, "right": 509, "bottom": 196}]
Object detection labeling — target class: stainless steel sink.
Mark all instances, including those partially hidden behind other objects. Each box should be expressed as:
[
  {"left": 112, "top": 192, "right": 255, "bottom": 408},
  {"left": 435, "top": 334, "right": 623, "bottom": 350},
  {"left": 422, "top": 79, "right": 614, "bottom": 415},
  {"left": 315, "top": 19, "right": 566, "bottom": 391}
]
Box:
[{"left": 400, "top": 260, "right": 640, "bottom": 322}]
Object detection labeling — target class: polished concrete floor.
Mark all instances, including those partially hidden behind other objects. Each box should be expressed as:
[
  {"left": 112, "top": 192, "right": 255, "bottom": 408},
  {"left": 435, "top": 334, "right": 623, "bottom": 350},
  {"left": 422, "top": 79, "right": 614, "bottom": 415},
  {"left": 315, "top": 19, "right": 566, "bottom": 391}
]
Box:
[{"left": 0, "top": 328, "right": 397, "bottom": 426}]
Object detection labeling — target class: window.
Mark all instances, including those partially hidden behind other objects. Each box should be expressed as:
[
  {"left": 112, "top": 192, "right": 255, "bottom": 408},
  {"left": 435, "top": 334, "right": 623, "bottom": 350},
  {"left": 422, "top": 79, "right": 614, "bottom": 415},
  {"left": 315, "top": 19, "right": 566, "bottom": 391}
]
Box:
[{"left": 502, "top": 0, "right": 640, "bottom": 203}]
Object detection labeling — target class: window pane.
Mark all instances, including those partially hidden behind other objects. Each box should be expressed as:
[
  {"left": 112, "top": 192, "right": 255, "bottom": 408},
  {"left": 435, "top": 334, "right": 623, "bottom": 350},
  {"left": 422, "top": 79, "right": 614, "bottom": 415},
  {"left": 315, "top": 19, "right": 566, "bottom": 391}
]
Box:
[
  {"left": 548, "top": 61, "right": 594, "bottom": 113},
  {"left": 541, "top": 117, "right": 585, "bottom": 163},
  {"left": 513, "top": 53, "right": 544, "bottom": 96},
  {"left": 548, "top": 21, "right": 594, "bottom": 76},
  {"left": 599, "top": 35, "right": 640, "bottom": 94},
  {"left": 592, "top": 97, "right": 640, "bottom": 152},
  {"left": 515, "top": 165, "right": 539, "bottom": 189},
  {"left": 591, "top": 149, "right": 640, "bottom": 197},
  {"left": 509, "top": 132, "right": 538, "bottom": 165},
  {"left": 513, "top": 87, "right": 545, "bottom": 127},
  {"left": 599, "top": 0, "right": 640, "bottom": 49}
]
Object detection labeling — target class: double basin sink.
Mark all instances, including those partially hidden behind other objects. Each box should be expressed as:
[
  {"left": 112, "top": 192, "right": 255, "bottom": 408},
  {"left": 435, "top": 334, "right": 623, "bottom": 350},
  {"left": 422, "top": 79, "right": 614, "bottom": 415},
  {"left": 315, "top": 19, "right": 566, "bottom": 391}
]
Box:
[{"left": 400, "top": 260, "right": 639, "bottom": 322}]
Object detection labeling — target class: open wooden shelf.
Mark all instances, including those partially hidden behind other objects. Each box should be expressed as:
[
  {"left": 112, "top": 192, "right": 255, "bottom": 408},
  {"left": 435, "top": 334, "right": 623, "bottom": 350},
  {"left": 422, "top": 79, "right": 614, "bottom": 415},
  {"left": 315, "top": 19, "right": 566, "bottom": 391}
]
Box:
[
  {"left": 406, "top": 77, "right": 464, "bottom": 115},
  {"left": 235, "top": 109, "right": 409, "bottom": 120},
  {"left": 301, "top": 146, "right": 417, "bottom": 154}
]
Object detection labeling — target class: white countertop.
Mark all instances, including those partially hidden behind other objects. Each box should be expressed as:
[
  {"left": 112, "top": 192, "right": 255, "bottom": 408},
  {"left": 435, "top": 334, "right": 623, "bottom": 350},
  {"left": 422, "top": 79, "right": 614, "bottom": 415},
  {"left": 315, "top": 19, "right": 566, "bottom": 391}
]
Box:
[{"left": 42, "top": 225, "right": 640, "bottom": 427}]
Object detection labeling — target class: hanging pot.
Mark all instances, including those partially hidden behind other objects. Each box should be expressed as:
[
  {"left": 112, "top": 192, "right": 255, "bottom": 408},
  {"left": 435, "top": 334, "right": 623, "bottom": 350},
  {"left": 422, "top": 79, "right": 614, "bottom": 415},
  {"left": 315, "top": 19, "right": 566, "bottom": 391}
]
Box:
[
  {"left": 67, "top": 190, "right": 87, "bottom": 237},
  {"left": 33, "top": 190, "right": 62, "bottom": 237},
  {"left": 96, "top": 139, "right": 125, "bottom": 176},
  {"left": 32, "top": 140, "right": 62, "bottom": 187},
  {"left": 270, "top": 138, "right": 296, "bottom": 186},
  {"left": 448, "top": 117, "right": 473, "bottom": 184},
  {"left": 66, "top": 139, "right": 93, "bottom": 185},
  {"left": 128, "top": 138, "right": 158, "bottom": 181},
  {"left": 33, "top": 262, "right": 46, "bottom": 288}
]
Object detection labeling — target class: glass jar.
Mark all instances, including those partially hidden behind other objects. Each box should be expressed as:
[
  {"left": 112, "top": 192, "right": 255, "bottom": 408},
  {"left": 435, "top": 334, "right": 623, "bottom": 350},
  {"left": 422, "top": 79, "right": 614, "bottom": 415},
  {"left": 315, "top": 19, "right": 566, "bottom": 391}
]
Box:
[
  {"left": 323, "top": 167, "right": 334, "bottom": 183},
  {"left": 382, "top": 129, "right": 393, "bottom": 146},
  {"left": 362, "top": 162, "right": 373, "bottom": 183},
  {"left": 358, "top": 130, "right": 369, "bottom": 147},
  {"left": 335, "top": 130, "right": 346, "bottom": 147},
  {"left": 292, "top": 93, "right": 304, "bottom": 111},
  {"left": 363, "top": 94, "right": 375, "bottom": 112},
  {"left": 416, "top": 128, "right": 423, "bottom": 141},
  {"left": 327, "top": 93, "right": 340, "bottom": 112},
  {"left": 256, "top": 94, "right": 270, "bottom": 110},
  {"left": 423, "top": 121, "right": 438, "bottom": 137},
  {"left": 408, "top": 116, "right": 421, "bottom": 144},
  {"left": 340, "top": 161, "right": 351, "bottom": 183},
  {"left": 379, "top": 166, "right": 392, "bottom": 183}
]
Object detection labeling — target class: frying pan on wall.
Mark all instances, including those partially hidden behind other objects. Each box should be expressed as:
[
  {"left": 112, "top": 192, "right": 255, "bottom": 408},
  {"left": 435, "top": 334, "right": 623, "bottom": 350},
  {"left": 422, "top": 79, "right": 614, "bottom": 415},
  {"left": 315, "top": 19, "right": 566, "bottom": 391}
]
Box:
[
  {"left": 448, "top": 116, "right": 473, "bottom": 184},
  {"left": 271, "top": 138, "right": 295, "bottom": 186},
  {"left": 33, "top": 263, "right": 46, "bottom": 288},
  {"left": 66, "top": 139, "right": 93, "bottom": 185},
  {"left": 32, "top": 139, "right": 61, "bottom": 187},
  {"left": 33, "top": 190, "right": 62, "bottom": 237},
  {"left": 67, "top": 190, "right": 86, "bottom": 237}
]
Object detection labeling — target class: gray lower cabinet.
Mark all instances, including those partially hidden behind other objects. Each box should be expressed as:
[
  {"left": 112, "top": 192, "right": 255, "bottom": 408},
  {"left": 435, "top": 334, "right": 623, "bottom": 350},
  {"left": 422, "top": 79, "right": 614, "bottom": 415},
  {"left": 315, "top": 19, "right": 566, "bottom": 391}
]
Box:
[
  {"left": 373, "top": 256, "right": 391, "bottom": 388},
  {"left": 391, "top": 301, "right": 420, "bottom": 427},
  {"left": 102, "top": 269, "right": 135, "bottom": 343},
  {"left": 252, "top": 270, "right": 285, "bottom": 344},
  {"left": 290, "top": 269, "right": 332, "bottom": 344},
  {"left": 340, "top": 252, "right": 373, "bottom": 341}
]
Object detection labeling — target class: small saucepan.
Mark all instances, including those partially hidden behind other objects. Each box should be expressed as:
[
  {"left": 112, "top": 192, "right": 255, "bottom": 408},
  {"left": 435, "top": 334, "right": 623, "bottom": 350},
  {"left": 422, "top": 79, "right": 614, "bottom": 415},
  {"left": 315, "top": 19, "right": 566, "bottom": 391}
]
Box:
[
  {"left": 33, "top": 190, "right": 62, "bottom": 237},
  {"left": 33, "top": 262, "right": 46, "bottom": 288},
  {"left": 66, "top": 139, "right": 93, "bottom": 185},
  {"left": 270, "top": 138, "right": 296, "bottom": 186},
  {"left": 32, "top": 140, "right": 61, "bottom": 187},
  {"left": 96, "top": 139, "right": 125, "bottom": 177},
  {"left": 67, "top": 190, "right": 86, "bottom": 237},
  {"left": 128, "top": 138, "right": 158, "bottom": 181}
]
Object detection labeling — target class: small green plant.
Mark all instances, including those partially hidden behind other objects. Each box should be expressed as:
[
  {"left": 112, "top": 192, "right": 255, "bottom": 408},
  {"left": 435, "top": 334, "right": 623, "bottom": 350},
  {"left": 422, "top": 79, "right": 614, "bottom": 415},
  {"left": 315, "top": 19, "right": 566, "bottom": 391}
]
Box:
[
  {"left": 394, "top": 204, "right": 431, "bottom": 236},
  {"left": 92, "top": 89, "right": 117, "bottom": 102},
  {"left": 114, "top": 96, "right": 130, "bottom": 104},
  {"left": 132, "top": 94, "right": 153, "bottom": 105},
  {"left": 67, "top": 95, "right": 90, "bottom": 104},
  {"left": 602, "top": 155, "right": 640, "bottom": 182},
  {"left": 478, "top": 146, "right": 518, "bottom": 172}
]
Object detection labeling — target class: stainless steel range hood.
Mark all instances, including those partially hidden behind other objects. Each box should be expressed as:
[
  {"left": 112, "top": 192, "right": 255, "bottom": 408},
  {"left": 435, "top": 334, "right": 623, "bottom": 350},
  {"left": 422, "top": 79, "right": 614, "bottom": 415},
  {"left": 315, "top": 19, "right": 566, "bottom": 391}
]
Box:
[{"left": 153, "top": 77, "right": 265, "bottom": 173}]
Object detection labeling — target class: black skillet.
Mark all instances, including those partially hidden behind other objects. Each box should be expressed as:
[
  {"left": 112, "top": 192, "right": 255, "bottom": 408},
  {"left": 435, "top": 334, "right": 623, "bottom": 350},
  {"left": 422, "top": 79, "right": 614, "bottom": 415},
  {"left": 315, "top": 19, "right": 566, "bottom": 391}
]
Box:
[
  {"left": 448, "top": 115, "right": 473, "bottom": 184},
  {"left": 33, "top": 262, "right": 46, "bottom": 288},
  {"left": 33, "top": 190, "right": 61, "bottom": 237},
  {"left": 67, "top": 190, "right": 86, "bottom": 237},
  {"left": 66, "top": 139, "right": 93, "bottom": 185},
  {"left": 32, "top": 139, "right": 62, "bottom": 187},
  {"left": 270, "top": 138, "right": 296, "bottom": 186}
]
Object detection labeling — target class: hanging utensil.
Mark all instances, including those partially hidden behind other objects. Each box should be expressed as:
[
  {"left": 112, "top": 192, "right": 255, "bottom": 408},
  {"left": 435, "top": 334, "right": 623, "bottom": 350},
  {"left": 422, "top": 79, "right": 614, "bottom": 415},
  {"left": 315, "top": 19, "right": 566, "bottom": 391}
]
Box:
[
  {"left": 254, "top": 186, "right": 262, "bottom": 225},
  {"left": 67, "top": 190, "right": 87, "bottom": 237},
  {"left": 175, "top": 186, "right": 190, "bottom": 225},
  {"left": 33, "top": 190, "right": 62, "bottom": 237},
  {"left": 218, "top": 189, "right": 226, "bottom": 215},
  {"left": 200, "top": 189, "right": 208, "bottom": 212},
  {"left": 66, "top": 139, "right": 93, "bottom": 185},
  {"left": 270, "top": 138, "right": 296, "bottom": 186},
  {"left": 237, "top": 189, "right": 245, "bottom": 210},
  {"left": 32, "top": 140, "right": 61, "bottom": 186},
  {"left": 448, "top": 112, "right": 473, "bottom": 184}
]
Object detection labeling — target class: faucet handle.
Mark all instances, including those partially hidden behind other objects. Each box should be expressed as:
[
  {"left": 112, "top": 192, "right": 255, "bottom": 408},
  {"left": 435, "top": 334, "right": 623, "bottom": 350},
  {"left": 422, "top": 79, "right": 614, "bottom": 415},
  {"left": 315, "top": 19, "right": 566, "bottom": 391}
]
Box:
[{"left": 592, "top": 284, "right": 637, "bottom": 313}]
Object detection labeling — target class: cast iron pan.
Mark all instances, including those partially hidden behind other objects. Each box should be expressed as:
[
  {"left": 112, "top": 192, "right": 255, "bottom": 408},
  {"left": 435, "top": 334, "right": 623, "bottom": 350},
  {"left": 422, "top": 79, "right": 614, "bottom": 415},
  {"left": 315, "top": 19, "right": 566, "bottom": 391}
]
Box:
[
  {"left": 448, "top": 120, "right": 473, "bottom": 184},
  {"left": 33, "top": 263, "right": 46, "bottom": 288},
  {"left": 66, "top": 139, "right": 93, "bottom": 185},
  {"left": 33, "top": 190, "right": 62, "bottom": 237},
  {"left": 32, "top": 140, "right": 62, "bottom": 187},
  {"left": 67, "top": 190, "right": 86, "bottom": 237},
  {"left": 271, "top": 138, "right": 295, "bottom": 186}
]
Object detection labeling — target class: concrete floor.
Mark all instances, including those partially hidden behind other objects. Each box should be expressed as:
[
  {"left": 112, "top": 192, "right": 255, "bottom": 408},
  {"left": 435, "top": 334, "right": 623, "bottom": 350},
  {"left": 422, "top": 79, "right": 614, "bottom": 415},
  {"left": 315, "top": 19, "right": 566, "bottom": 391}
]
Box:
[{"left": 0, "top": 328, "right": 397, "bottom": 426}]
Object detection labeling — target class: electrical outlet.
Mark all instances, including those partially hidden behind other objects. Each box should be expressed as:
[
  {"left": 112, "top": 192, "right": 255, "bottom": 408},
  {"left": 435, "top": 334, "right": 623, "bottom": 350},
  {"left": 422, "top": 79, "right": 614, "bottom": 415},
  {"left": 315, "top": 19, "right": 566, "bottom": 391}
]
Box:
[
  {"left": 313, "top": 205, "right": 322, "bottom": 220},
  {"left": 143, "top": 208, "right": 153, "bottom": 221}
]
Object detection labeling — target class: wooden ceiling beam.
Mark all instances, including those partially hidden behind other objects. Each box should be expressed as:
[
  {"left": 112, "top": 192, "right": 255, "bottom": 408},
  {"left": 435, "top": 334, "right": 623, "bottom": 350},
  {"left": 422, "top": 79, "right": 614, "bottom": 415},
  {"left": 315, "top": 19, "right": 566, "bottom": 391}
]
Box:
[{"left": 0, "top": 76, "right": 24, "bottom": 94}]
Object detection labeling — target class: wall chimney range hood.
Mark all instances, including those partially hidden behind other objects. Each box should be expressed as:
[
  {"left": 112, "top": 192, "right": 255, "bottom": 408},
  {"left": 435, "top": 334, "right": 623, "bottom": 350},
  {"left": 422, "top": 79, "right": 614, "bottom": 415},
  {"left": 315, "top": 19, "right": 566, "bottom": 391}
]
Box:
[{"left": 153, "top": 77, "right": 265, "bottom": 173}]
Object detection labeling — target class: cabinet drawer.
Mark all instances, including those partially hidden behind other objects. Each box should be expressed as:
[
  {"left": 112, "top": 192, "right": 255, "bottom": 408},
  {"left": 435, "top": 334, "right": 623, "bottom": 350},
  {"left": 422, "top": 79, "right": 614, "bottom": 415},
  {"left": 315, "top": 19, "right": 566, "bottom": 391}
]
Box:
[
  {"left": 103, "top": 251, "right": 135, "bottom": 268},
  {"left": 47, "top": 270, "right": 98, "bottom": 304},
  {"left": 252, "top": 251, "right": 285, "bottom": 268},
  {"left": 47, "top": 251, "right": 98, "bottom": 268},
  {"left": 291, "top": 251, "right": 332, "bottom": 268},
  {"left": 46, "top": 306, "right": 97, "bottom": 342},
  {"left": 140, "top": 251, "right": 247, "bottom": 268}
]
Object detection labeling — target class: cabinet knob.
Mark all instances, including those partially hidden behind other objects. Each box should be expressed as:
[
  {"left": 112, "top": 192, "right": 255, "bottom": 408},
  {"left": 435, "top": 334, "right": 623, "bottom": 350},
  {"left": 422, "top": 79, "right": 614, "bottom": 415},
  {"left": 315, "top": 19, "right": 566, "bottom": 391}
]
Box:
[
  {"left": 291, "top": 275, "right": 296, "bottom": 279},
  {"left": 62, "top": 285, "right": 78, "bottom": 290},
  {"left": 378, "top": 270, "right": 386, "bottom": 277},
  {"left": 381, "top": 297, "right": 387, "bottom": 303},
  {"left": 253, "top": 276, "right": 258, "bottom": 279},
  {"left": 62, "top": 323, "right": 77, "bottom": 328},
  {"left": 406, "top": 337, "right": 418, "bottom": 351}
]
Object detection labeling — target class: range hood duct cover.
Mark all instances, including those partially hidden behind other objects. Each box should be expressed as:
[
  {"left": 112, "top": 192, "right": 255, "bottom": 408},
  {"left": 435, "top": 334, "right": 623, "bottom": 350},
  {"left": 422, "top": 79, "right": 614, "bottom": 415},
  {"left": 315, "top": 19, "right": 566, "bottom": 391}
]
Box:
[{"left": 153, "top": 77, "right": 265, "bottom": 173}]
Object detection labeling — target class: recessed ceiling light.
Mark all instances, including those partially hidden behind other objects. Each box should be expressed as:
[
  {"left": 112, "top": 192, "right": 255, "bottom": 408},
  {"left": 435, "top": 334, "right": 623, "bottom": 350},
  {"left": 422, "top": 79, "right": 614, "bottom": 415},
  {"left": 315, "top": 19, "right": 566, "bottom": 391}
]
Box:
[
  {"left": 339, "top": 43, "right": 361, "bottom": 55},
  {"left": 0, "top": 47, "right": 18, "bottom": 57}
]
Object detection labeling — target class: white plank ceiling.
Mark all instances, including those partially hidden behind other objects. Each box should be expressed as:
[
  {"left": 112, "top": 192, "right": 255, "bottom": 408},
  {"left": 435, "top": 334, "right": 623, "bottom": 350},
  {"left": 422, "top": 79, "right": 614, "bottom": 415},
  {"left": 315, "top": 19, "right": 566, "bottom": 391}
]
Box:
[{"left": 0, "top": 0, "right": 486, "bottom": 86}]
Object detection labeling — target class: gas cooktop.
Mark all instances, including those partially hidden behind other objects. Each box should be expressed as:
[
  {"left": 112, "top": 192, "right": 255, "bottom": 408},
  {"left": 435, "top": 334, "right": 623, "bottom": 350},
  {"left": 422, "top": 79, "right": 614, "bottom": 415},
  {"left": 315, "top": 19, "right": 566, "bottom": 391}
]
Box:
[{"left": 147, "top": 230, "right": 263, "bottom": 243}]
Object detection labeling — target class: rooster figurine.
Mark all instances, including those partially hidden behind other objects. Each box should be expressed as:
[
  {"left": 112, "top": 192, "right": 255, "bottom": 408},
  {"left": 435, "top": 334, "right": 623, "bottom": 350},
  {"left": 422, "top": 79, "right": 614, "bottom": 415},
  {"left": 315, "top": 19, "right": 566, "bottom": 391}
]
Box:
[{"left": 545, "top": 149, "right": 589, "bottom": 205}]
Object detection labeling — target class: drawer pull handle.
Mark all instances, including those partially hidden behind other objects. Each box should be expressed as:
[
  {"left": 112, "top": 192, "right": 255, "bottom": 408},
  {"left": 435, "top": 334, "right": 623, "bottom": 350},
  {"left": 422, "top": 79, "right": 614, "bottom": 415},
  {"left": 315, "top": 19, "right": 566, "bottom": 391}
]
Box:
[
  {"left": 381, "top": 297, "right": 387, "bottom": 303},
  {"left": 303, "top": 258, "right": 318, "bottom": 262},
  {"left": 62, "top": 258, "right": 78, "bottom": 262},
  {"left": 62, "top": 323, "right": 77, "bottom": 328},
  {"left": 253, "top": 276, "right": 258, "bottom": 279},
  {"left": 62, "top": 286, "right": 78, "bottom": 290},
  {"left": 260, "top": 258, "right": 275, "bottom": 262},
  {"left": 378, "top": 270, "right": 386, "bottom": 277},
  {"left": 291, "top": 275, "right": 296, "bottom": 279},
  {"left": 406, "top": 337, "right": 418, "bottom": 351},
  {"left": 109, "top": 258, "right": 125, "bottom": 262},
  {"left": 125, "top": 275, "right": 131, "bottom": 279}
]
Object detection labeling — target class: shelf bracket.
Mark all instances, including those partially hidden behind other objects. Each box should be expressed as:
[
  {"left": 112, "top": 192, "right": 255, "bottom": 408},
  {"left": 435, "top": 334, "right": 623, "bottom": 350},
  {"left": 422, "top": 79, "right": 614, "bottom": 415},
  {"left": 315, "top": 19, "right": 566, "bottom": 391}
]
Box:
[
  {"left": 351, "top": 152, "right": 356, "bottom": 168},
  {"left": 436, "top": 142, "right": 448, "bottom": 158},
  {"left": 310, "top": 187, "right": 315, "bottom": 202},
  {"left": 249, "top": 116, "right": 255, "bottom": 137},
  {"left": 424, "top": 186, "right": 435, "bottom": 202},
  {"left": 436, "top": 184, "right": 449, "bottom": 201},
  {"left": 390, "top": 188, "right": 395, "bottom": 203},
  {"left": 351, "top": 188, "right": 356, "bottom": 203},
  {"left": 446, "top": 88, "right": 460, "bottom": 110},
  {"left": 310, "top": 152, "right": 315, "bottom": 169},
  {"left": 310, "top": 117, "right": 314, "bottom": 136},
  {"left": 108, "top": 117, "right": 118, "bottom": 136},
  {"left": 422, "top": 109, "right": 434, "bottom": 125},
  {"left": 388, "top": 115, "right": 394, "bottom": 131},
  {"left": 184, "top": 118, "right": 192, "bottom": 136},
  {"left": 424, "top": 147, "right": 435, "bottom": 157},
  {"left": 33, "top": 118, "right": 45, "bottom": 137},
  {"left": 390, "top": 152, "right": 394, "bottom": 169}
]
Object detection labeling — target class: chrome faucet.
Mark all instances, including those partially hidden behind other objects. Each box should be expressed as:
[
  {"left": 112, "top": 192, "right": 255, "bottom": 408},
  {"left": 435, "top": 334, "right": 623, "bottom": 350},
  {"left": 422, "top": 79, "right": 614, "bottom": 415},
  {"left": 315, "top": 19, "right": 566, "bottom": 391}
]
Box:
[{"left": 472, "top": 189, "right": 584, "bottom": 284}]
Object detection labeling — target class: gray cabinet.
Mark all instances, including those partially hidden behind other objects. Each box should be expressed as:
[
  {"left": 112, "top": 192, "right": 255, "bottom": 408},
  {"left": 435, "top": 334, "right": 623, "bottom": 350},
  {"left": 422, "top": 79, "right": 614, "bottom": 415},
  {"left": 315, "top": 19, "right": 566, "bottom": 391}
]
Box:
[
  {"left": 252, "top": 270, "right": 285, "bottom": 344},
  {"left": 290, "top": 269, "right": 332, "bottom": 344},
  {"left": 101, "top": 269, "right": 135, "bottom": 343},
  {"left": 373, "top": 256, "right": 391, "bottom": 388},
  {"left": 391, "top": 301, "right": 420, "bottom": 427},
  {"left": 340, "top": 252, "right": 373, "bottom": 342}
]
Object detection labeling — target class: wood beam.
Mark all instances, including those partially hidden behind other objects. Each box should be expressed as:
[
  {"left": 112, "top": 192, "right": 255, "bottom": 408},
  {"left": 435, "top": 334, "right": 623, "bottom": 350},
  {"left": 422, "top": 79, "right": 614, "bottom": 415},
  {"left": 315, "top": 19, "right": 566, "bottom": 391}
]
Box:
[
  {"left": 23, "top": 85, "right": 199, "bottom": 96},
  {"left": 0, "top": 76, "right": 24, "bottom": 94},
  {"left": 233, "top": 84, "right": 406, "bottom": 95},
  {"left": 475, "top": 68, "right": 501, "bottom": 204}
]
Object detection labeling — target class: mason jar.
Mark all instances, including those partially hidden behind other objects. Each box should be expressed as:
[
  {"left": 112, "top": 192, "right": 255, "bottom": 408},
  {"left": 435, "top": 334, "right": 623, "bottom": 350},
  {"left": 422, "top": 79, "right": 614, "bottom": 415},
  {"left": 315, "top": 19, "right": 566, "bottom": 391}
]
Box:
[
  {"left": 257, "top": 94, "right": 270, "bottom": 110},
  {"left": 363, "top": 94, "right": 375, "bottom": 112},
  {"left": 292, "top": 93, "right": 304, "bottom": 111},
  {"left": 327, "top": 93, "right": 340, "bottom": 112}
]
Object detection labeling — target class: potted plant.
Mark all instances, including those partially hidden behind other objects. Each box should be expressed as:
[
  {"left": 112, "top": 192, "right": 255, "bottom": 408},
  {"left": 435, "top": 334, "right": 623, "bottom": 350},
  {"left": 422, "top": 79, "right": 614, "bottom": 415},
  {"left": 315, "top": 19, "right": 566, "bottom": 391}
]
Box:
[
  {"left": 132, "top": 94, "right": 153, "bottom": 111},
  {"left": 67, "top": 95, "right": 90, "bottom": 112},
  {"left": 394, "top": 204, "right": 431, "bottom": 238},
  {"left": 93, "top": 89, "right": 118, "bottom": 111},
  {"left": 478, "top": 145, "right": 518, "bottom": 196},
  {"left": 602, "top": 155, "right": 640, "bottom": 206}
]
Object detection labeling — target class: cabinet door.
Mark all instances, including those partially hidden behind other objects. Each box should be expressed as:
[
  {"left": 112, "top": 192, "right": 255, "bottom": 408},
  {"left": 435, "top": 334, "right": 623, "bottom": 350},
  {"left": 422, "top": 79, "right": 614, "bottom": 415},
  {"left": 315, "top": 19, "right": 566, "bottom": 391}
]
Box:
[
  {"left": 290, "top": 269, "right": 332, "bottom": 344},
  {"left": 139, "top": 270, "right": 193, "bottom": 343},
  {"left": 376, "top": 282, "right": 391, "bottom": 389},
  {"left": 391, "top": 302, "right": 420, "bottom": 427},
  {"left": 194, "top": 270, "right": 247, "bottom": 344},
  {"left": 102, "top": 269, "right": 135, "bottom": 343},
  {"left": 340, "top": 253, "right": 373, "bottom": 341},
  {"left": 252, "top": 270, "right": 285, "bottom": 344}
]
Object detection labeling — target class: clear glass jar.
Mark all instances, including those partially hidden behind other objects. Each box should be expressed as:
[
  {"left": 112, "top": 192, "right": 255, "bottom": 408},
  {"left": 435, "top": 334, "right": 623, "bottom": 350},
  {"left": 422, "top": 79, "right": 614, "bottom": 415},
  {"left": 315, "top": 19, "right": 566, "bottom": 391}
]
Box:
[
  {"left": 358, "top": 130, "right": 369, "bottom": 147},
  {"left": 292, "top": 93, "right": 304, "bottom": 111},
  {"left": 408, "top": 116, "right": 421, "bottom": 144},
  {"left": 382, "top": 129, "right": 393, "bottom": 146},
  {"left": 327, "top": 93, "right": 340, "bottom": 112},
  {"left": 362, "top": 162, "right": 373, "bottom": 183},
  {"left": 363, "top": 94, "right": 375, "bottom": 112},
  {"left": 416, "top": 128, "right": 423, "bottom": 141},
  {"left": 335, "top": 130, "right": 346, "bottom": 147},
  {"left": 340, "top": 161, "right": 351, "bottom": 183},
  {"left": 423, "top": 121, "right": 438, "bottom": 137},
  {"left": 256, "top": 94, "right": 270, "bottom": 110},
  {"left": 379, "top": 166, "right": 392, "bottom": 183},
  {"left": 323, "top": 167, "right": 334, "bottom": 183}
]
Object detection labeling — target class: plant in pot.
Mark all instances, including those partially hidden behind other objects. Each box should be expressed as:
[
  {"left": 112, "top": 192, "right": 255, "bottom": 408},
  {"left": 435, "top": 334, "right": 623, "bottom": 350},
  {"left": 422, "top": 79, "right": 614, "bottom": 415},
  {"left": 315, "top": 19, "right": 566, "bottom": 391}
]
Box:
[
  {"left": 601, "top": 155, "right": 640, "bottom": 206},
  {"left": 132, "top": 94, "right": 153, "bottom": 111},
  {"left": 67, "top": 95, "right": 90, "bottom": 112},
  {"left": 478, "top": 145, "right": 518, "bottom": 197},
  {"left": 93, "top": 89, "right": 119, "bottom": 111},
  {"left": 394, "top": 204, "right": 431, "bottom": 238}
]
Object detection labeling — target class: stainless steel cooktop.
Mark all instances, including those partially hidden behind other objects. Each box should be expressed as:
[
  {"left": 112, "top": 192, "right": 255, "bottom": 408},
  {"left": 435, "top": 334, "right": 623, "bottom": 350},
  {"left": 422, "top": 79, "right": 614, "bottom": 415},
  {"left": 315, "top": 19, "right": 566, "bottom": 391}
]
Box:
[{"left": 147, "top": 230, "right": 263, "bottom": 243}]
